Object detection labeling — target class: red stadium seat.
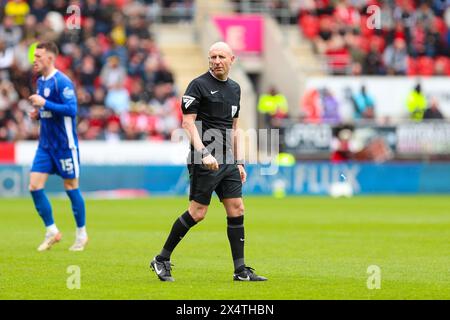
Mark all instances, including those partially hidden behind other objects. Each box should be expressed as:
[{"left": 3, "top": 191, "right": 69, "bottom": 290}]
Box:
[
  {"left": 93, "top": 76, "right": 102, "bottom": 89},
  {"left": 358, "top": 36, "right": 371, "bottom": 53},
  {"left": 319, "top": 15, "right": 335, "bottom": 28},
  {"left": 325, "top": 47, "right": 350, "bottom": 74},
  {"left": 417, "top": 56, "right": 435, "bottom": 76},
  {"left": 434, "top": 17, "right": 447, "bottom": 35},
  {"left": 360, "top": 16, "right": 375, "bottom": 38},
  {"left": 123, "top": 76, "right": 134, "bottom": 93},
  {"left": 55, "top": 55, "right": 72, "bottom": 72},
  {"left": 299, "top": 14, "right": 319, "bottom": 39},
  {"left": 406, "top": 57, "right": 418, "bottom": 75},
  {"left": 434, "top": 56, "right": 450, "bottom": 76},
  {"left": 369, "top": 35, "right": 386, "bottom": 53}
]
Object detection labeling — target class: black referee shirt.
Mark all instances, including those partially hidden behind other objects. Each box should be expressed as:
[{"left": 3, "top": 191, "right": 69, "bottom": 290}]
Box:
[{"left": 181, "top": 71, "right": 241, "bottom": 163}]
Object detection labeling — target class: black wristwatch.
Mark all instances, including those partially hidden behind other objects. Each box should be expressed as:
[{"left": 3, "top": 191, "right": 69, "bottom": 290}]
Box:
[
  {"left": 236, "top": 159, "right": 245, "bottom": 167},
  {"left": 201, "top": 147, "right": 211, "bottom": 158}
]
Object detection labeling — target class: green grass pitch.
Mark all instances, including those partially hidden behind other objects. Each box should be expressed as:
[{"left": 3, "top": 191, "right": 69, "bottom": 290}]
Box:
[{"left": 0, "top": 196, "right": 449, "bottom": 300}]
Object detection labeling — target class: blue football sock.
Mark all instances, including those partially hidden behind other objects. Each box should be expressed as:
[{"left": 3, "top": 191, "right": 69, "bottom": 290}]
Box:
[
  {"left": 30, "top": 189, "right": 54, "bottom": 227},
  {"left": 66, "top": 189, "right": 86, "bottom": 228}
]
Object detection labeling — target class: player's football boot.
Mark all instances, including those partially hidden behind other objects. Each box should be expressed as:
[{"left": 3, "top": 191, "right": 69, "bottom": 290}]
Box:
[
  {"left": 37, "top": 231, "right": 62, "bottom": 251},
  {"left": 69, "top": 237, "right": 88, "bottom": 251},
  {"left": 233, "top": 266, "right": 267, "bottom": 281},
  {"left": 150, "top": 257, "right": 174, "bottom": 282}
]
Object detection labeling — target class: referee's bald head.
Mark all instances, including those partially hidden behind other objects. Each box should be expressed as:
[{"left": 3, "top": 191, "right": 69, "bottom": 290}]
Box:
[{"left": 208, "top": 42, "right": 234, "bottom": 56}]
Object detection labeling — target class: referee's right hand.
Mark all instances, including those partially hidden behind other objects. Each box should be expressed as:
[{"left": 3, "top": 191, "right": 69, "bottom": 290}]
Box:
[{"left": 202, "top": 154, "right": 219, "bottom": 171}]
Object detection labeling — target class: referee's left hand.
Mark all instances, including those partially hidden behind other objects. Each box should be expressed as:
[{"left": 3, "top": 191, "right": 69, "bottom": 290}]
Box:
[
  {"left": 237, "top": 164, "right": 246, "bottom": 183},
  {"left": 29, "top": 94, "right": 46, "bottom": 108}
]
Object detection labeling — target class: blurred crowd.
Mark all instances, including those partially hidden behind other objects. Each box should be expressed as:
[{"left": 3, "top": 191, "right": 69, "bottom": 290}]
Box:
[
  {"left": 298, "top": 0, "right": 450, "bottom": 75},
  {"left": 257, "top": 81, "right": 446, "bottom": 128},
  {"left": 233, "top": 0, "right": 450, "bottom": 75},
  {"left": 1, "top": 0, "right": 448, "bottom": 143},
  {"left": 0, "top": 0, "right": 194, "bottom": 142}
]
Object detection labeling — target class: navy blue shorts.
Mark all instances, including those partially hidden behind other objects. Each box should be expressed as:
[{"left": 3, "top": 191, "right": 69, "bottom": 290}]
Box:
[{"left": 31, "top": 147, "right": 80, "bottom": 179}]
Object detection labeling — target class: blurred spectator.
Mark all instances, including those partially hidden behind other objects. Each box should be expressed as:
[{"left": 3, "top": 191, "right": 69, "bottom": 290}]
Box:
[
  {"left": 4, "top": 0, "right": 30, "bottom": 26},
  {"left": 406, "top": 83, "right": 427, "bottom": 121},
  {"left": 92, "top": 87, "right": 106, "bottom": 105},
  {"left": 152, "top": 59, "right": 175, "bottom": 86},
  {"left": 22, "top": 14, "right": 39, "bottom": 41},
  {"left": 50, "top": 0, "right": 68, "bottom": 16},
  {"left": 301, "top": 88, "right": 321, "bottom": 123},
  {"left": 258, "top": 86, "right": 289, "bottom": 128},
  {"left": 105, "top": 84, "right": 130, "bottom": 115},
  {"left": 330, "top": 128, "right": 353, "bottom": 162},
  {"left": 334, "top": 0, "right": 360, "bottom": 32},
  {"left": 127, "top": 51, "right": 146, "bottom": 78},
  {"left": 320, "top": 88, "right": 340, "bottom": 124},
  {"left": 324, "top": 34, "right": 350, "bottom": 74},
  {"left": 0, "top": 40, "right": 14, "bottom": 80},
  {"left": 102, "top": 117, "right": 123, "bottom": 142},
  {"left": 446, "top": 5, "right": 450, "bottom": 31},
  {"left": 383, "top": 38, "right": 408, "bottom": 75},
  {"left": 149, "top": 83, "right": 180, "bottom": 139},
  {"left": 414, "top": 1, "right": 435, "bottom": 27},
  {"left": 346, "top": 31, "right": 365, "bottom": 73},
  {"left": 129, "top": 79, "right": 148, "bottom": 105},
  {"left": 30, "top": 0, "right": 48, "bottom": 23},
  {"left": 0, "top": 15, "right": 23, "bottom": 48},
  {"left": 13, "top": 40, "right": 32, "bottom": 73},
  {"left": 77, "top": 105, "right": 107, "bottom": 140},
  {"left": 352, "top": 85, "right": 375, "bottom": 120},
  {"left": 110, "top": 12, "right": 127, "bottom": 47},
  {"left": 409, "top": 21, "right": 428, "bottom": 57},
  {"left": 364, "top": 41, "right": 385, "bottom": 75},
  {"left": 0, "top": 80, "right": 18, "bottom": 111},
  {"left": 76, "top": 86, "right": 93, "bottom": 118},
  {"left": 100, "top": 55, "right": 126, "bottom": 89},
  {"left": 78, "top": 55, "right": 98, "bottom": 94},
  {"left": 423, "top": 97, "right": 444, "bottom": 120}
]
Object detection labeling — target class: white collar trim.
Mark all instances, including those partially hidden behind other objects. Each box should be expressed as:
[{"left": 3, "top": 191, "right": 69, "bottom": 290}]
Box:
[{"left": 41, "top": 69, "right": 58, "bottom": 81}]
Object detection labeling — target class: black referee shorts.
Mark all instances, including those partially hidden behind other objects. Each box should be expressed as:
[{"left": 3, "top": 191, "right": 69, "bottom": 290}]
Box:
[{"left": 187, "top": 163, "right": 242, "bottom": 205}]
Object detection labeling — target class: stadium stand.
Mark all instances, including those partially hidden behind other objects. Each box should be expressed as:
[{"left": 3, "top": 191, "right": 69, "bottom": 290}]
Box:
[
  {"left": 0, "top": 0, "right": 194, "bottom": 142},
  {"left": 232, "top": 0, "right": 449, "bottom": 76},
  {"left": 296, "top": 0, "right": 450, "bottom": 76},
  {"left": 0, "top": 0, "right": 449, "bottom": 160}
]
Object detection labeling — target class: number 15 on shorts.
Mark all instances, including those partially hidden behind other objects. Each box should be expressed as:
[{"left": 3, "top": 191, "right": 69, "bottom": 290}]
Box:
[{"left": 60, "top": 158, "right": 74, "bottom": 173}]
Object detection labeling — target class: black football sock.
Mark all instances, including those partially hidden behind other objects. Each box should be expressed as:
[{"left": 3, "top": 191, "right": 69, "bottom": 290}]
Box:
[
  {"left": 157, "top": 211, "right": 197, "bottom": 261},
  {"left": 227, "top": 215, "right": 245, "bottom": 272}
]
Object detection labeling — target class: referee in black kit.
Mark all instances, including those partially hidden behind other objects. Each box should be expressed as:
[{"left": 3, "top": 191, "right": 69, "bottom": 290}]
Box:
[{"left": 150, "top": 42, "right": 267, "bottom": 282}]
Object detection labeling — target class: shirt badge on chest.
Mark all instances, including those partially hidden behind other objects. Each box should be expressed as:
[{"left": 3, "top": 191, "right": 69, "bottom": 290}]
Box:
[{"left": 44, "top": 87, "right": 50, "bottom": 97}]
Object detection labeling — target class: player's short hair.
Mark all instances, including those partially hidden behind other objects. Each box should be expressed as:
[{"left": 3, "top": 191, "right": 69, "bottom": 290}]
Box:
[{"left": 37, "top": 41, "right": 59, "bottom": 56}]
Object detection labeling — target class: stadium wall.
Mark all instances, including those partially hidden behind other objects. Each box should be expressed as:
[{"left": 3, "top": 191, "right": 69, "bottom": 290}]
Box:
[{"left": 1, "top": 162, "right": 449, "bottom": 197}]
